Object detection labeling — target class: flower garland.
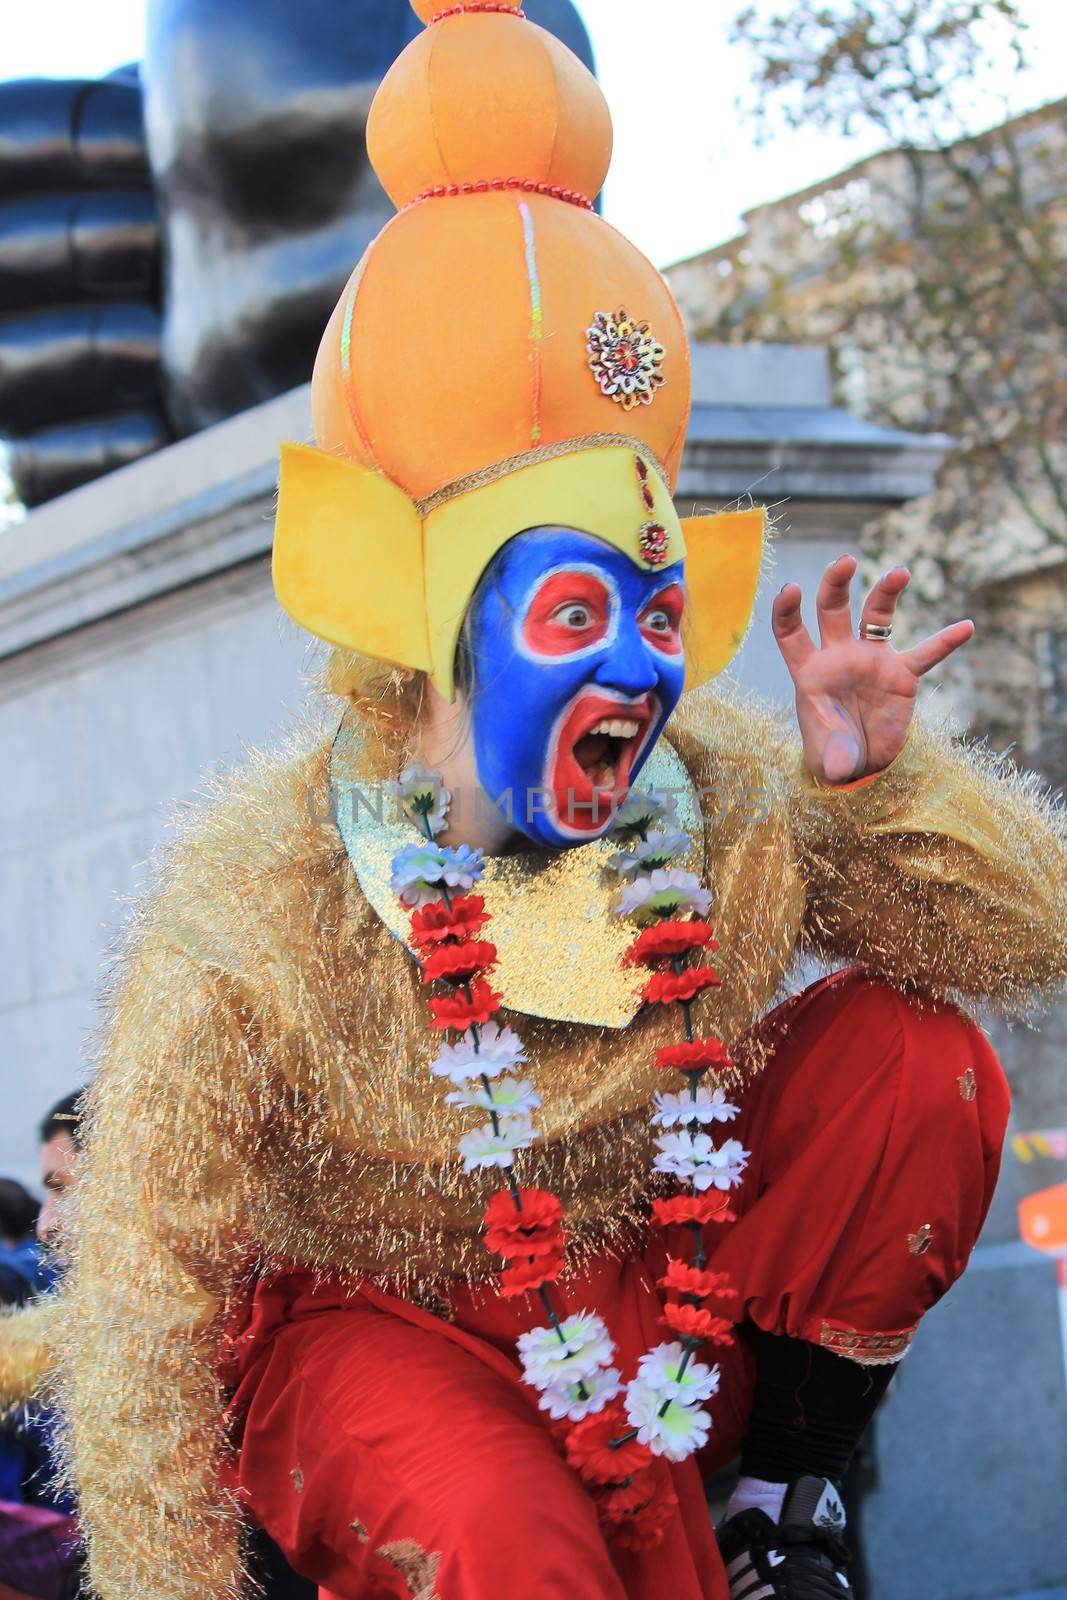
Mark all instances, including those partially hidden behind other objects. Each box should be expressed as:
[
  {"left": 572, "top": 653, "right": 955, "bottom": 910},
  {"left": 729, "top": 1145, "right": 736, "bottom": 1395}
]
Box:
[{"left": 390, "top": 768, "right": 749, "bottom": 1548}]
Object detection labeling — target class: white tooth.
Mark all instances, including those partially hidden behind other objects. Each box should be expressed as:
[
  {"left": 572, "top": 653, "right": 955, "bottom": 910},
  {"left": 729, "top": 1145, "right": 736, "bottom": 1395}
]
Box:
[
  {"left": 620, "top": 720, "right": 639, "bottom": 738},
  {"left": 600, "top": 767, "right": 616, "bottom": 790},
  {"left": 591, "top": 719, "right": 611, "bottom": 736},
  {"left": 608, "top": 719, "right": 625, "bottom": 737}
]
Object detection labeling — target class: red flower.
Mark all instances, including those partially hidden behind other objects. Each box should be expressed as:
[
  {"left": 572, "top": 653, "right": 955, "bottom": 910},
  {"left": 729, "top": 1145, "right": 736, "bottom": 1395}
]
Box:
[
  {"left": 594, "top": 1467, "right": 659, "bottom": 1519},
  {"left": 484, "top": 1187, "right": 563, "bottom": 1232},
  {"left": 643, "top": 965, "right": 720, "bottom": 1007},
  {"left": 409, "top": 895, "right": 489, "bottom": 950},
  {"left": 421, "top": 940, "right": 498, "bottom": 985},
  {"left": 428, "top": 981, "right": 502, "bottom": 1030},
  {"left": 658, "top": 1259, "right": 737, "bottom": 1302},
  {"left": 484, "top": 1191, "right": 566, "bottom": 1259},
  {"left": 625, "top": 920, "right": 718, "bottom": 967},
  {"left": 499, "top": 1244, "right": 565, "bottom": 1299},
  {"left": 605, "top": 1481, "right": 678, "bottom": 1551},
  {"left": 566, "top": 1404, "right": 653, "bottom": 1485},
  {"left": 655, "top": 1038, "right": 733, "bottom": 1074},
  {"left": 661, "top": 1301, "right": 735, "bottom": 1345},
  {"left": 488, "top": 1224, "right": 566, "bottom": 1262},
  {"left": 651, "top": 1192, "right": 736, "bottom": 1228}
]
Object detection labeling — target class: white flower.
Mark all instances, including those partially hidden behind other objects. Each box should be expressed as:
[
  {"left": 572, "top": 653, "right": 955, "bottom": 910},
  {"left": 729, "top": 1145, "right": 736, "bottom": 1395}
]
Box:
[
  {"left": 445, "top": 1077, "right": 542, "bottom": 1116},
  {"left": 653, "top": 1131, "right": 750, "bottom": 1192},
  {"left": 537, "top": 1365, "right": 623, "bottom": 1423},
  {"left": 635, "top": 1342, "right": 721, "bottom": 1405},
  {"left": 611, "top": 788, "right": 671, "bottom": 837},
  {"left": 395, "top": 762, "right": 450, "bottom": 836},
  {"left": 456, "top": 1115, "right": 537, "bottom": 1173},
  {"left": 701, "top": 1137, "right": 750, "bottom": 1190},
  {"left": 652, "top": 1086, "right": 740, "bottom": 1129},
  {"left": 625, "top": 1379, "right": 711, "bottom": 1463},
  {"left": 609, "top": 829, "right": 692, "bottom": 879},
  {"left": 390, "top": 842, "right": 484, "bottom": 908},
  {"left": 430, "top": 1022, "right": 527, "bottom": 1084},
  {"left": 615, "top": 868, "right": 712, "bottom": 926},
  {"left": 517, "top": 1313, "right": 616, "bottom": 1392}
]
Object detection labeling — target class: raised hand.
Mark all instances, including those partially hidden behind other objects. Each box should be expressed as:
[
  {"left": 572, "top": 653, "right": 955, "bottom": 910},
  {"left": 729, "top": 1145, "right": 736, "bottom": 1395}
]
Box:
[{"left": 771, "top": 555, "right": 974, "bottom": 785}]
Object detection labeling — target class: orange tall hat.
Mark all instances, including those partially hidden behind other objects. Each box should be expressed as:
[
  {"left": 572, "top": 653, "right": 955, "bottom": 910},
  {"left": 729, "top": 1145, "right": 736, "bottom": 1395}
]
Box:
[{"left": 273, "top": 0, "right": 763, "bottom": 699}]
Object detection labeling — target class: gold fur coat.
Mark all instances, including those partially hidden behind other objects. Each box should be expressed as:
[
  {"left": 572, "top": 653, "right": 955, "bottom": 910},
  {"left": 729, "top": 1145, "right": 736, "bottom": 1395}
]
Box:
[
  {"left": 57, "top": 689, "right": 1067, "bottom": 1600},
  {"left": 0, "top": 1298, "right": 57, "bottom": 1414}
]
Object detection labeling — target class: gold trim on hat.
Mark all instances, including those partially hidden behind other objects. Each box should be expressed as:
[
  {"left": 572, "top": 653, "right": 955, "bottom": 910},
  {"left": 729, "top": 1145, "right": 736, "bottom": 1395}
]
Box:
[{"left": 415, "top": 432, "right": 670, "bottom": 517}]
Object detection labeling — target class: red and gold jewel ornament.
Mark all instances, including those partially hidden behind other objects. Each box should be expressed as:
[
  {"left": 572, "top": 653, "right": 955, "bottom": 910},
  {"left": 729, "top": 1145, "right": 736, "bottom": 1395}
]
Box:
[{"left": 389, "top": 767, "right": 749, "bottom": 1545}]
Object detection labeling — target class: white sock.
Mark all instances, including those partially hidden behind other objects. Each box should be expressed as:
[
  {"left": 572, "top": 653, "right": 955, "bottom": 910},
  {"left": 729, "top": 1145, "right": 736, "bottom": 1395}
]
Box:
[{"left": 726, "top": 1475, "right": 788, "bottom": 1523}]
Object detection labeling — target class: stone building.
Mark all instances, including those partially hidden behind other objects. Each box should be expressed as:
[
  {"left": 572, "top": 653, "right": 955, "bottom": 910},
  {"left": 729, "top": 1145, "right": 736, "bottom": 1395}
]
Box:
[{"left": 666, "top": 96, "right": 1067, "bottom": 792}]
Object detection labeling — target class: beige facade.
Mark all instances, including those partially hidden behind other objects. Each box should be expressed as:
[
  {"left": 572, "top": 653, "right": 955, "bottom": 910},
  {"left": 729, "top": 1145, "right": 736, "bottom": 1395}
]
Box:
[{"left": 666, "top": 98, "right": 1067, "bottom": 790}]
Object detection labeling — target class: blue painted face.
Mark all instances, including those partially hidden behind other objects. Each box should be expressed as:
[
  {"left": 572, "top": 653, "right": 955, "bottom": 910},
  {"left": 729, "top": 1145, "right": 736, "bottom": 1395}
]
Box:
[{"left": 464, "top": 527, "right": 687, "bottom": 848}]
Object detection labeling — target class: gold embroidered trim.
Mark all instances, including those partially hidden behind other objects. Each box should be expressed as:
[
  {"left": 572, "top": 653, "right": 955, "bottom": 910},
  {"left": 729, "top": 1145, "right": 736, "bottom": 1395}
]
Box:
[
  {"left": 290, "top": 1464, "right": 304, "bottom": 1493},
  {"left": 411, "top": 1288, "right": 456, "bottom": 1322},
  {"left": 414, "top": 433, "right": 669, "bottom": 516},
  {"left": 376, "top": 1538, "right": 443, "bottom": 1599},
  {"left": 958, "top": 1065, "right": 978, "bottom": 1101},
  {"left": 908, "top": 1222, "right": 934, "bottom": 1256},
  {"left": 818, "top": 1323, "right": 913, "bottom": 1366}
]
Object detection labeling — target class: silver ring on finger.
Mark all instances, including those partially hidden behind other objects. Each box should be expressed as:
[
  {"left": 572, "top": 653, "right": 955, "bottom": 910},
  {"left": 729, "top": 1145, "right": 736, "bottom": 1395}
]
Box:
[{"left": 860, "top": 621, "right": 893, "bottom": 642}]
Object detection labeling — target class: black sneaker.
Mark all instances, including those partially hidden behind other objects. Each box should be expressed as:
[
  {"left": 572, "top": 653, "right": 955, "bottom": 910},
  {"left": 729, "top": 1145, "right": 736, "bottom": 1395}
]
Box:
[{"left": 717, "top": 1475, "right": 852, "bottom": 1598}]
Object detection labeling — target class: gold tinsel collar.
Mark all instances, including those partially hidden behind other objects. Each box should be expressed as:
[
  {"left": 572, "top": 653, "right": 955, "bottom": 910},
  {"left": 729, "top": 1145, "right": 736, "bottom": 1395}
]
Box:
[{"left": 330, "top": 709, "right": 705, "bottom": 1028}]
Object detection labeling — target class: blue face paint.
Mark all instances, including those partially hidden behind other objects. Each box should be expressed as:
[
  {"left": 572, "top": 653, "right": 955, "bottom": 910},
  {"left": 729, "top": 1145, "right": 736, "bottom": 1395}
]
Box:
[{"left": 465, "top": 527, "right": 686, "bottom": 848}]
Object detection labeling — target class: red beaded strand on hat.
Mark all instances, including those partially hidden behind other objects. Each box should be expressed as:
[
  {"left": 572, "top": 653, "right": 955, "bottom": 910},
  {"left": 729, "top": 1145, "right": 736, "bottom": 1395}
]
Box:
[
  {"left": 429, "top": 3, "right": 526, "bottom": 23},
  {"left": 408, "top": 177, "right": 594, "bottom": 211}
]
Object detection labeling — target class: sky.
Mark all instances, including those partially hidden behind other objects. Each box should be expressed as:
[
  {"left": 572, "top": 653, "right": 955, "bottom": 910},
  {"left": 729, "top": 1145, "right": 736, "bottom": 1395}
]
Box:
[{"left": 2, "top": 0, "right": 1065, "bottom": 266}]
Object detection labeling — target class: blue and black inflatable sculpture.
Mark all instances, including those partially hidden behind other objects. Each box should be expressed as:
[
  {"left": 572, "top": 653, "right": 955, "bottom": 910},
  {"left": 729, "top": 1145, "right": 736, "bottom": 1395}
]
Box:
[{"left": 0, "top": 0, "right": 595, "bottom": 505}]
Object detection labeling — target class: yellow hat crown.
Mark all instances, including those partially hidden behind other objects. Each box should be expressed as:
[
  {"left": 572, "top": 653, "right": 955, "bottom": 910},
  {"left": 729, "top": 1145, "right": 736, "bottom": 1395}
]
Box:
[{"left": 272, "top": 0, "right": 764, "bottom": 698}]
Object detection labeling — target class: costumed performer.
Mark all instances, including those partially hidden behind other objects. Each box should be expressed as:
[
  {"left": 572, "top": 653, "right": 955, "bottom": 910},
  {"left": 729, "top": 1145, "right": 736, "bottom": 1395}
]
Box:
[{"left": 57, "top": 5, "right": 1067, "bottom": 1600}]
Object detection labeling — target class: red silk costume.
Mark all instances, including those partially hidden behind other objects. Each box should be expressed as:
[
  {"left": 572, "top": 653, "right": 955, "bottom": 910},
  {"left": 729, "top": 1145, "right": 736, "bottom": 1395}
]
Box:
[{"left": 228, "top": 973, "right": 1008, "bottom": 1598}]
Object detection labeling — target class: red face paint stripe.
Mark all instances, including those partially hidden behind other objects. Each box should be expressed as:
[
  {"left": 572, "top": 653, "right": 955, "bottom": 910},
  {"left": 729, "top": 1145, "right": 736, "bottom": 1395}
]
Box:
[
  {"left": 522, "top": 571, "right": 612, "bottom": 657},
  {"left": 638, "top": 583, "right": 685, "bottom": 655}
]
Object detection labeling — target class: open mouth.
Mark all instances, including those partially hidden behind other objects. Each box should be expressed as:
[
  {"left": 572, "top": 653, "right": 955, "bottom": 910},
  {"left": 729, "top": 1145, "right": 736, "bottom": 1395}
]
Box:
[{"left": 547, "top": 691, "right": 658, "bottom": 835}]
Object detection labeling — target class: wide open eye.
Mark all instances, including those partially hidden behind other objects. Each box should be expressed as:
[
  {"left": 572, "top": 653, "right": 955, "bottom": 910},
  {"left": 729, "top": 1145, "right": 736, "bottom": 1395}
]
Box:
[
  {"left": 551, "top": 603, "right": 593, "bottom": 630},
  {"left": 522, "top": 570, "right": 614, "bottom": 658},
  {"left": 638, "top": 583, "right": 684, "bottom": 654}
]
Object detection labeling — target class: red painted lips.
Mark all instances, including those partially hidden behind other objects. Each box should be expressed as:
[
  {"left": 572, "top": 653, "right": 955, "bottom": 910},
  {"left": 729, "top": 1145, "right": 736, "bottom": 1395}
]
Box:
[{"left": 547, "top": 691, "right": 657, "bottom": 835}]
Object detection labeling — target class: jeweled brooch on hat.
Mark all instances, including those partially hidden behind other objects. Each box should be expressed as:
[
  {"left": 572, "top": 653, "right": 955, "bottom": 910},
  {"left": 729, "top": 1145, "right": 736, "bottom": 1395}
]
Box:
[
  {"left": 586, "top": 308, "right": 666, "bottom": 410},
  {"left": 639, "top": 522, "right": 670, "bottom": 566}
]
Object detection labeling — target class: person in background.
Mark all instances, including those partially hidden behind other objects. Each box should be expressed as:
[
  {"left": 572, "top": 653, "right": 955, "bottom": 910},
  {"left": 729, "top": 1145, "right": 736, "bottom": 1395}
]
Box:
[
  {"left": 0, "top": 1095, "right": 85, "bottom": 1600},
  {"left": 0, "top": 1091, "right": 87, "bottom": 1423},
  {"left": 0, "top": 1180, "right": 44, "bottom": 1506},
  {"left": 33, "top": 1098, "right": 83, "bottom": 1275},
  {"left": 0, "top": 1183, "right": 42, "bottom": 1311},
  {"left": 0, "top": 1092, "right": 87, "bottom": 1503},
  {"left": 1, "top": 1092, "right": 313, "bottom": 1600}
]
